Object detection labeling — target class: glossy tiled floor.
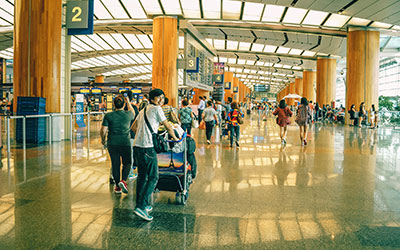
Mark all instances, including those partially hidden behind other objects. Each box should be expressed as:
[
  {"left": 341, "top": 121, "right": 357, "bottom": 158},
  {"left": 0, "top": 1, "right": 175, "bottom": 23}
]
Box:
[{"left": 1, "top": 113, "right": 400, "bottom": 249}]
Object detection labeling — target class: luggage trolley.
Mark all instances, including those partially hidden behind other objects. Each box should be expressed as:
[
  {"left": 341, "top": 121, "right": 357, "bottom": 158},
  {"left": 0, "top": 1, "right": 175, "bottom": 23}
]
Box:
[{"left": 155, "top": 132, "right": 192, "bottom": 205}]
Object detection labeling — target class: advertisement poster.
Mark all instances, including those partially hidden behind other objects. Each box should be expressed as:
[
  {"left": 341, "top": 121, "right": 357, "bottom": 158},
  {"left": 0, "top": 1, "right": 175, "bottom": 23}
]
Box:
[{"left": 75, "top": 94, "right": 86, "bottom": 128}]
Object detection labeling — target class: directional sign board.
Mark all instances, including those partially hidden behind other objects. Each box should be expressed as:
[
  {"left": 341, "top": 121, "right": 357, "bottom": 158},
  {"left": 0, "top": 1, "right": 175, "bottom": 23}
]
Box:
[{"left": 67, "top": 0, "right": 94, "bottom": 35}]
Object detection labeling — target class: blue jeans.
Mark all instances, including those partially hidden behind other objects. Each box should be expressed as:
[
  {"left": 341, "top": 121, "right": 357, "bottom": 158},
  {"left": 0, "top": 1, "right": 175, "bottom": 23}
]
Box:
[
  {"left": 134, "top": 147, "right": 158, "bottom": 210},
  {"left": 181, "top": 123, "right": 192, "bottom": 135},
  {"left": 230, "top": 125, "right": 240, "bottom": 145}
]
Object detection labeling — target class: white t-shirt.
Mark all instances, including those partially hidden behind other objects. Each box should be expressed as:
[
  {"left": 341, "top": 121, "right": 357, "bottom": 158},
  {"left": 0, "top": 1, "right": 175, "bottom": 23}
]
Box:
[
  {"left": 203, "top": 107, "right": 217, "bottom": 122},
  {"left": 198, "top": 100, "right": 205, "bottom": 110},
  {"left": 134, "top": 104, "right": 167, "bottom": 148}
]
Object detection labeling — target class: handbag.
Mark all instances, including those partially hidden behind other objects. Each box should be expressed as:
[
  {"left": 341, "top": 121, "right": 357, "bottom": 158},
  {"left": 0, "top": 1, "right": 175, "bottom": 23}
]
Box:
[
  {"left": 191, "top": 118, "right": 199, "bottom": 128},
  {"left": 237, "top": 113, "right": 244, "bottom": 124},
  {"left": 199, "top": 120, "right": 206, "bottom": 130},
  {"left": 143, "top": 107, "right": 168, "bottom": 153}
]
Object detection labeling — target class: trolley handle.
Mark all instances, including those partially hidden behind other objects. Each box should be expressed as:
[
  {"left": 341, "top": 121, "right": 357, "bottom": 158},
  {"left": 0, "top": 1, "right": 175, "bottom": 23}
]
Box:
[{"left": 166, "top": 132, "right": 187, "bottom": 143}]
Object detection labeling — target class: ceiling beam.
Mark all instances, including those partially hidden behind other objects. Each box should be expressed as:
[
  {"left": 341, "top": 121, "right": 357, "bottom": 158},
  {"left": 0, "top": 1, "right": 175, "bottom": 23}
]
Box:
[
  {"left": 189, "top": 20, "right": 347, "bottom": 37},
  {"left": 218, "top": 50, "right": 317, "bottom": 61},
  {"left": 72, "top": 49, "right": 153, "bottom": 61},
  {"left": 72, "top": 63, "right": 152, "bottom": 73},
  {"left": 224, "top": 63, "right": 304, "bottom": 72}
]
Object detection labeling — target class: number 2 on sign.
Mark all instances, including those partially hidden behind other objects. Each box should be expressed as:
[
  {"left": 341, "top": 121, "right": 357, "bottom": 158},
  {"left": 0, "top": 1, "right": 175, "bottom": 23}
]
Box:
[{"left": 72, "top": 6, "right": 82, "bottom": 22}]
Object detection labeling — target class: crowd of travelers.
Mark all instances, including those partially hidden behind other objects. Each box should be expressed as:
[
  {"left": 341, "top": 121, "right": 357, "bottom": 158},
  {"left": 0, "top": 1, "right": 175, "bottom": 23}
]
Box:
[{"left": 100, "top": 89, "right": 379, "bottom": 222}]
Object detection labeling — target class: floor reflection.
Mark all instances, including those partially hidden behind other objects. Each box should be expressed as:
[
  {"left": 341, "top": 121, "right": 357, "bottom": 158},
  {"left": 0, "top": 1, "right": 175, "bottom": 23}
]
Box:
[{"left": 0, "top": 116, "right": 399, "bottom": 249}]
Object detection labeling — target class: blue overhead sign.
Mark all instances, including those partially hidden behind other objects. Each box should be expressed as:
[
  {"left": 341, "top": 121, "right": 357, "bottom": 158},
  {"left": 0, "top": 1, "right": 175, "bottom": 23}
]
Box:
[{"left": 67, "top": 0, "right": 94, "bottom": 35}]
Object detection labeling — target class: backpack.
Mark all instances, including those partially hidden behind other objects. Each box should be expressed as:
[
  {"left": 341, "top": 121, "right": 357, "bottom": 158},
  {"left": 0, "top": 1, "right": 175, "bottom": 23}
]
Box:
[
  {"left": 296, "top": 105, "right": 309, "bottom": 123},
  {"left": 230, "top": 110, "right": 244, "bottom": 125}
]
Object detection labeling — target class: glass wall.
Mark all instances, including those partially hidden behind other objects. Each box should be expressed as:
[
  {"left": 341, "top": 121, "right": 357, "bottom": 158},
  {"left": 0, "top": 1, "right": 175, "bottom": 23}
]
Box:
[{"left": 379, "top": 58, "right": 400, "bottom": 97}]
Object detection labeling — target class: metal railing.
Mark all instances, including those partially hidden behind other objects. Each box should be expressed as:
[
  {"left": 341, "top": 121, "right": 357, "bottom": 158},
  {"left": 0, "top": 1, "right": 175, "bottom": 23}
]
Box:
[{"left": 4, "top": 111, "right": 105, "bottom": 172}]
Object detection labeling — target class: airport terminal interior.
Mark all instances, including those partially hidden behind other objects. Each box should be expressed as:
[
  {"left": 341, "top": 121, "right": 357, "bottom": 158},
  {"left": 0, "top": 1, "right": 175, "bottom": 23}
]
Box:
[{"left": 0, "top": 0, "right": 400, "bottom": 249}]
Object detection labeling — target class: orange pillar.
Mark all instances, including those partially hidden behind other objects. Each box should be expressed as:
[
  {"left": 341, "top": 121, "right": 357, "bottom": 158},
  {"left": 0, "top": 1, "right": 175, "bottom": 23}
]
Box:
[
  {"left": 346, "top": 28, "right": 379, "bottom": 124},
  {"left": 14, "top": 0, "right": 62, "bottom": 113},
  {"left": 224, "top": 72, "right": 233, "bottom": 103},
  {"left": 295, "top": 78, "right": 303, "bottom": 97},
  {"left": 233, "top": 77, "right": 239, "bottom": 102},
  {"left": 239, "top": 81, "right": 244, "bottom": 103},
  {"left": 303, "top": 70, "right": 316, "bottom": 102},
  {"left": 317, "top": 58, "right": 337, "bottom": 106},
  {"left": 95, "top": 75, "right": 105, "bottom": 83},
  {"left": 288, "top": 82, "right": 295, "bottom": 106},
  {"left": 152, "top": 16, "right": 178, "bottom": 107},
  {"left": 193, "top": 88, "right": 209, "bottom": 105}
]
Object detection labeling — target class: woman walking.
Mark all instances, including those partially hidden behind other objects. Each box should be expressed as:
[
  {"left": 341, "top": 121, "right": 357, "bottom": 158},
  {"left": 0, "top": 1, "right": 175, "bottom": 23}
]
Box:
[
  {"left": 358, "top": 102, "right": 366, "bottom": 127},
  {"left": 202, "top": 100, "right": 219, "bottom": 144},
  {"left": 296, "top": 97, "right": 312, "bottom": 146},
  {"left": 273, "top": 99, "right": 292, "bottom": 145},
  {"left": 227, "top": 102, "right": 244, "bottom": 147},
  {"left": 370, "top": 104, "right": 378, "bottom": 129},
  {"left": 178, "top": 99, "right": 194, "bottom": 135}
]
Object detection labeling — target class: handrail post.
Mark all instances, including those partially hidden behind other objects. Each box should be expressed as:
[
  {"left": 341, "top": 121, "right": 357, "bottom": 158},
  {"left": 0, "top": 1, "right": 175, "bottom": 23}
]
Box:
[
  {"left": 48, "top": 114, "right": 52, "bottom": 145},
  {"left": 22, "top": 116, "right": 26, "bottom": 150},
  {"left": 70, "top": 113, "right": 73, "bottom": 141},
  {"left": 6, "top": 116, "right": 10, "bottom": 172},
  {"left": 87, "top": 112, "right": 91, "bottom": 139}
]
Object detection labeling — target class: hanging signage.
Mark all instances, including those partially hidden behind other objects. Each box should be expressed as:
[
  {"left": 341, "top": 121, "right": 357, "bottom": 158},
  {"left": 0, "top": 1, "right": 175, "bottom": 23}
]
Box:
[
  {"left": 80, "top": 88, "right": 90, "bottom": 94},
  {"left": 233, "top": 87, "right": 239, "bottom": 93},
  {"left": 67, "top": 0, "right": 94, "bottom": 35},
  {"left": 131, "top": 88, "right": 142, "bottom": 94},
  {"left": 119, "top": 88, "right": 129, "bottom": 93},
  {"left": 186, "top": 56, "right": 199, "bottom": 72},
  {"left": 224, "top": 82, "right": 231, "bottom": 90},
  {"left": 91, "top": 88, "right": 102, "bottom": 94},
  {"left": 213, "top": 62, "right": 224, "bottom": 84},
  {"left": 75, "top": 94, "right": 86, "bottom": 128}
]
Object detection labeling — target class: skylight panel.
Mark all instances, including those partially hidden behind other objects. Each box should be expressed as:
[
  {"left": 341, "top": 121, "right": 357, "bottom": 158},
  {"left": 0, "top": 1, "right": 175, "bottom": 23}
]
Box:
[
  {"left": 243, "top": 69, "right": 250, "bottom": 73},
  {"left": 323, "top": 14, "right": 350, "bottom": 28},
  {"left": 246, "top": 60, "right": 255, "bottom": 65},
  {"left": 181, "top": 0, "right": 201, "bottom": 18},
  {"left": 250, "top": 70, "right": 257, "bottom": 74},
  {"left": 202, "top": 0, "right": 221, "bottom": 19},
  {"left": 369, "top": 21, "right": 392, "bottom": 29},
  {"left": 206, "top": 38, "right": 213, "bottom": 46},
  {"left": 238, "top": 42, "right": 251, "bottom": 51},
  {"left": 228, "top": 58, "right": 237, "bottom": 64},
  {"left": 87, "top": 34, "right": 113, "bottom": 50},
  {"left": 242, "top": 2, "right": 264, "bottom": 21},
  {"left": 222, "top": 0, "right": 242, "bottom": 20},
  {"left": 227, "top": 40, "right": 238, "bottom": 50},
  {"left": 237, "top": 59, "right": 246, "bottom": 64},
  {"left": 120, "top": 0, "right": 147, "bottom": 18},
  {"left": 263, "top": 45, "right": 277, "bottom": 53},
  {"left": 179, "top": 36, "right": 185, "bottom": 49},
  {"left": 111, "top": 34, "right": 132, "bottom": 49},
  {"left": 213, "top": 56, "right": 218, "bottom": 62},
  {"left": 146, "top": 53, "right": 152, "bottom": 60},
  {"left": 283, "top": 7, "right": 307, "bottom": 24},
  {"left": 76, "top": 36, "right": 103, "bottom": 50},
  {"left": 160, "top": 0, "right": 182, "bottom": 15},
  {"left": 101, "top": 0, "right": 129, "bottom": 18},
  {"left": 136, "top": 34, "right": 153, "bottom": 48},
  {"left": 0, "top": 18, "right": 10, "bottom": 26},
  {"left": 347, "top": 17, "right": 370, "bottom": 26},
  {"left": 288, "top": 48, "right": 302, "bottom": 55},
  {"left": 276, "top": 46, "right": 290, "bottom": 54},
  {"left": 96, "top": 56, "right": 114, "bottom": 65},
  {"left": 302, "top": 51, "right": 315, "bottom": 57},
  {"left": 71, "top": 42, "right": 88, "bottom": 52},
  {"left": 103, "top": 55, "right": 123, "bottom": 65},
  {"left": 251, "top": 44, "right": 264, "bottom": 52},
  {"left": 129, "top": 53, "right": 145, "bottom": 64},
  {"left": 274, "top": 64, "right": 283, "bottom": 68},
  {"left": 283, "top": 65, "right": 291, "bottom": 69},
  {"left": 236, "top": 68, "right": 243, "bottom": 73},
  {"left": 219, "top": 57, "right": 228, "bottom": 63},
  {"left": 140, "top": 0, "right": 163, "bottom": 15},
  {"left": 94, "top": 0, "right": 113, "bottom": 19},
  {"left": 124, "top": 34, "right": 144, "bottom": 49},
  {"left": 292, "top": 66, "right": 302, "bottom": 70},
  {"left": 262, "top": 5, "right": 285, "bottom": 22},
  {"left": 213, "top": 39, "right": 225, "bottom": 49},
  {"left": 0, "top": 0, "right": 14, "bottom": 15},
  {"left": 137, "top": 53, "right": 152, "bottom": 63},
  {"left": 302, "top": 10, "right": 328, "bottom": 26},
  {"left": 256, "top": 61, "right": 264, "bottom": 66},
  {"left": 112, "top": 55, "right": 131, "bottom": 65},
  {"left": 98, "top": 34, "right": 122, "bottom": 49}
]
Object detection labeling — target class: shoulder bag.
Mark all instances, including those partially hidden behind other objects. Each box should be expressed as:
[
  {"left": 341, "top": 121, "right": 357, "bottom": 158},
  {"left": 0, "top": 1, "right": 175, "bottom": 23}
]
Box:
[
  {"left": 143, "top": 107, "right": 168, "bottom": 153},
  {"left": 237, "top": 110, "right": 244, "bottom": 124}
]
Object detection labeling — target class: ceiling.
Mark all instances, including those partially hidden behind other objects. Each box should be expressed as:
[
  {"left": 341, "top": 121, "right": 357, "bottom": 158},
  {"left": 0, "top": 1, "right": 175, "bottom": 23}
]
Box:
[{"left": 1, "top": 0, "right": 400, "bottom": 93}]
